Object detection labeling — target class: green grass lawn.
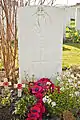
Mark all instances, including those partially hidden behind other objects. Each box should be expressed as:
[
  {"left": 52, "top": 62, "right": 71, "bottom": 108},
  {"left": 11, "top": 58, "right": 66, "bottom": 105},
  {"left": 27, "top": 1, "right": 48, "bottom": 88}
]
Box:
[
  {"left": 0, "top": 43, "right": 80, "bottom": 70},
  {"left": 62, "top": 43, "right": 80, "bottom": 68}
]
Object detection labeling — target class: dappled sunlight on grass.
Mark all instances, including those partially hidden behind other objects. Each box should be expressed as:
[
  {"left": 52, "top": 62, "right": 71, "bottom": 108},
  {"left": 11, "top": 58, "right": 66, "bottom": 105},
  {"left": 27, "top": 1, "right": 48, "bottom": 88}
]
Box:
[{"left": 62, "top": 43, "right": 80, "bottom": 68}]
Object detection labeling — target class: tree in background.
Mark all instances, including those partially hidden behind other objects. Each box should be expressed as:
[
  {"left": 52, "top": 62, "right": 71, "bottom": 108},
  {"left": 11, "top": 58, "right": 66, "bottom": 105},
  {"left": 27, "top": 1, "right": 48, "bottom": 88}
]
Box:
[{"left": 0, "top": 0, "right": 25, "bottom": 84}]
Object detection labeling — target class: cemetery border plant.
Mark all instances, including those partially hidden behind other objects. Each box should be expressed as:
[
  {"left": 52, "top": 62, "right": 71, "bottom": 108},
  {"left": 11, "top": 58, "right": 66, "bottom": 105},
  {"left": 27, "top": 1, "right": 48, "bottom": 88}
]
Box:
[
  {"left": 65, "top": 26, "right": 80, "bottom": 43},
  {"left": 0, "top": 89, "right": 11, "bottom": 107},
  {"left": 0, "top": 88, "right": 18, "bottom": 108}
]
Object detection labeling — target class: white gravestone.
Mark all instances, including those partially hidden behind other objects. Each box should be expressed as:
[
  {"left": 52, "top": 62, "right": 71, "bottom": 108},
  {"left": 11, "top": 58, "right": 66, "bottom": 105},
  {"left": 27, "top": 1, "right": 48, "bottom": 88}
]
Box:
[
  {"left": 63, "top": 7, "right": 76, "bottom": 36},
  {"left": 17, "top": 6, "right": 64, "bottom": 81},
  {"left": 75, "top": 7, "right": 80, "bottom": 30}
]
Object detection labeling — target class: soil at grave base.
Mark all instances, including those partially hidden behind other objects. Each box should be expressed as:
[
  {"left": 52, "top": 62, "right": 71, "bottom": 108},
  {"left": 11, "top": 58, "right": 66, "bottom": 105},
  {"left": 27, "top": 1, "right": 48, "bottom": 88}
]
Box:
[
  {"left": 0, "top": 106, "right": 25, "bottom": 120},
  {"left": 0, "top": 107, "right": 13, "bottom": 120},
  {"left": 0, "top": 107, "right": 61, "bottom": 120}
]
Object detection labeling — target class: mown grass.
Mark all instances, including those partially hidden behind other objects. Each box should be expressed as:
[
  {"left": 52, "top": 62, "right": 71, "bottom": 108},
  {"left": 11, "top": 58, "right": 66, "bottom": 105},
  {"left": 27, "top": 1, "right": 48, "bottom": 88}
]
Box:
[
  {"left": 62, "top": 43, "right": 80, "bottom": 68},
  {"left": 0, "top": 43, "right": 80, "bottom": 70}
]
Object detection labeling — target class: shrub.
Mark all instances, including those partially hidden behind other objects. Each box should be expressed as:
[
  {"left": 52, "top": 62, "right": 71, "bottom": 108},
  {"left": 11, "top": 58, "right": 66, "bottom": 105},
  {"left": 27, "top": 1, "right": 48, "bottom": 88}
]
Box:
[
  {"left": 14, "top": 84, "right": 36, "bottom": 118},
  {"left": 65, "top": 26, "right": 80, "bottom": 43}
]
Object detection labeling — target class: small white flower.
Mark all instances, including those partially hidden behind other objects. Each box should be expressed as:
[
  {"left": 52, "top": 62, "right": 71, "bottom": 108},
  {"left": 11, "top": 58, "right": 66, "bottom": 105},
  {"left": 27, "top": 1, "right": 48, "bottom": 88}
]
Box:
[
  {"left": 9, "top": 76, "right": 12, "bottom": 80},
  {"left": 74, "top": 83, "right": 77, "bottom": 87},
  {"left": 10, "top": 90, "right": 13, "bottom": 93},
  {"left": 6, "top": 97, "right": 9, "bottom": 99},
  {"left": 4, "top": 78, "right": 8, "bottom": 82},
  {"left": 65, "top": 71, "right": 70, "bottom": 77},
  {"left": 71, "top": 74, "right": 74, "bottom": 78},
  {"left": 76, "top": 74, "right": 80, "bottom": 78},
  {"left": 63, "top": 75, "right": 65, "bottom": 77},
  {"left": 47, "top": 98, "right": 52, "bottom": 104},
  {"left": 43, "top": 96, "right": 47, "bottom": 103},
  {"left": 45, "top": 96, "right": 49, "bottom": 99},
  {"left": 9, "top": 82, "right": 11, "bottom": 85},
  {"left": 60, "top": 81, "right": 63, "bottom": 85},
  {"left": 57, "top": 76, "right": 61, "bottom": 81},
  {"left": 78, "top": 81, "right": 80, "bottom": 84},
  {"left": 74, "top": 77, "right": 77, "bottom": 80},
  {"left": 60, "top": 87, "right": 64, "bottom": 91},
  {"left": 68, "top": 79, "right": 72, "bottom": 83},
  {"left": 51, "top": 102, "right": 56, "bottom": 107},
  {"left": 75, "top": 91, "right": 80, "bottom": 96},
  {"left": 43, "top": 96, "right": 49, "bottom": 103},
  {"left": 47, "top": 82, "right": 51, "bottom": 85},
  {"left": 69, "top": 94, "right": 74, "bottom": 97},
  {"left": 46, "top": 113, "right": 50, "bottom": 116},
  {"left": 70, "top": 83, "right": 74, "bottom": 86}
]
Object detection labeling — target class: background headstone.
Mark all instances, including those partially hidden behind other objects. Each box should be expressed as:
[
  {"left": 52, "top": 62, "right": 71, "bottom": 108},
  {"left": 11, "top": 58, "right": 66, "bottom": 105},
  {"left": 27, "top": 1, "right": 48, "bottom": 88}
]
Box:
[
  {"left": 63, "top": 7, "right": 76, "bottom": 35},
  {"left": 75, "top": 7, "right": 80, "bottom": 30},
  {"left": 17, "top": 6, "right": 64, "bottom": 81}
]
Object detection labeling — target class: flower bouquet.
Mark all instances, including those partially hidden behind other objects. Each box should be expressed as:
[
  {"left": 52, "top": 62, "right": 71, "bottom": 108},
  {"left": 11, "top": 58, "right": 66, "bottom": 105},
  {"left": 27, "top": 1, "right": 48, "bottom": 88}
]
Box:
[
  {"left": 14, "top": 74, "right": 80, "bottom": 120},
  {"left": 14, "top": 77, "right": 60, "bottom": 120}
]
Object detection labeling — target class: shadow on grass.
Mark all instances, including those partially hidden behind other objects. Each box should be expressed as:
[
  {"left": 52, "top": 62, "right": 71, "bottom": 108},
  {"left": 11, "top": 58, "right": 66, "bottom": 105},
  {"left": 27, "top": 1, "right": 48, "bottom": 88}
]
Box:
[
  {"left": 64, "top": 42, "right": 80, "bottom": 49},
  {"left": 63, "top": 46, "right": 71, "bottom": 51}
]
